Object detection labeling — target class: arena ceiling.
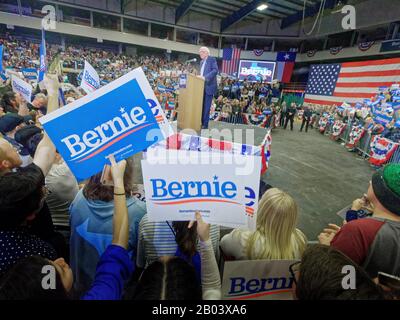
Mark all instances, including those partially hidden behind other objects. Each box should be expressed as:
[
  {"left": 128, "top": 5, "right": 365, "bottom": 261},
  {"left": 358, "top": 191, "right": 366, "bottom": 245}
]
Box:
[
  {"left": 145, "top": 0, "right": 370, "bottom": 32},
  {"left": 149, "top": 0, "right": 315, "bottom": 22}
]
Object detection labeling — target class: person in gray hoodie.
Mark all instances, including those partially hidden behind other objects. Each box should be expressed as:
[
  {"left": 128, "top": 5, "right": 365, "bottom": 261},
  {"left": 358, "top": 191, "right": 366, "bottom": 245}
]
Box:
[{"left": 69, "top": 156, "right": 146, "bottom": 296}]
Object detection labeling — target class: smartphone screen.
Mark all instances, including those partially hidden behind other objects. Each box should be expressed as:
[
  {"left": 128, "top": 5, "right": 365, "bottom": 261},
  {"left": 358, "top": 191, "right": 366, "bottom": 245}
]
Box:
[{"left": 378, "top": 272, "right": 400, "bottom": 290}]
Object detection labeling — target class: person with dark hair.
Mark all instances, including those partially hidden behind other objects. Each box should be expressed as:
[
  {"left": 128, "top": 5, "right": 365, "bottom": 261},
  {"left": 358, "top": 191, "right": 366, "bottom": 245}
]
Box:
[
  {"left": 14, "top": 124, "right": 43, "bottom": 158},
  {"left": 171, "top": 221, "right": 201, "bottom": 282},
  {"left": 0, "top": 166, "right": 58, "bottom": 276},
  {"left": 130, "top": 212, "right": 221, "bottom": 300},
  {"left": 318, "top": 164, "right": 400, "bottom": 278},
  {"left": 0, "top": 91, "right": 21, "bottom": 114},
  {"left": 293, "top": 244, "right": 386, "bottom": 300},
  {"left": 69, "top": 156, "right": 146, "bottom": 295},
  {"left": 130, "top": 257, "right": 202, "bottom": 300},
  {"left": 0, "top": 155, "right": 135, "bottom": 300},
  {"left": 284, "top": 103, "right": 296, "bottom": 131},
  {"left": 136, "top": 214, "right": 220, "bottom": 269},
  {"left": 300, "top": 106, "right": 312, "bottom": 133},
  {"left": 0, "top": 113, "right": 32, "bottom": 166},
  {"left": 0, "top": 75, "right": 68, "bottom": 270}
]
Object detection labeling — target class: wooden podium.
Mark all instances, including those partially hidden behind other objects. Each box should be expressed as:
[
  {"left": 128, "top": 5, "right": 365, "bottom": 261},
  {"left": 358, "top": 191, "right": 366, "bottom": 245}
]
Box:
[{"left": 177, "top": 73, "right": 204, "bottom": 132}]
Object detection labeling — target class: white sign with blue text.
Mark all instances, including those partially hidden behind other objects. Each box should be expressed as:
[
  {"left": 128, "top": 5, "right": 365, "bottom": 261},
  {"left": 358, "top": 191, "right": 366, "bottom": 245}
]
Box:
[
  {"left": 222, "top": 260, "right": 296, "bottom": 300},
  {"left": 80, "top": 60, "right": 100, "bottom": 94},
  {"left": 40, "top": 68, "right": 166, "bottom": 181},
  {"left": 141, "top": 150, "right": 261, "bottom": 230},
  {"left": 11, "top": 75, "right": 32, "bottom": 102}
]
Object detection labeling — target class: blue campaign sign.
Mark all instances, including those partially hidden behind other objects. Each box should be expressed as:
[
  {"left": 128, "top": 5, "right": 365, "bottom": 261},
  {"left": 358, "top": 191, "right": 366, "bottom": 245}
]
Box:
[
  {"left": 237, "top": 60, "right": 276, "bottom": 83},
  {"left": 39, "top": 68, "right": 164, "bottom": 181},
  {"left": 22, "top": 68, "right": 38, "bottom": 80}
]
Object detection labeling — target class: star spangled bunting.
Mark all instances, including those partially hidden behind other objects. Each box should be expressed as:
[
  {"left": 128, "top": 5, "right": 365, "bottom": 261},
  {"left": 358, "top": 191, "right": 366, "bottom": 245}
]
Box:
[
  {"left": 189, "top": 136, "right": 201, "bottom": 151},
  {"left": 145, "top": 131, "right": 272, "bottom": 174},
  {"left": 208, "top": 139, "right": 232, "bottom": 152}
]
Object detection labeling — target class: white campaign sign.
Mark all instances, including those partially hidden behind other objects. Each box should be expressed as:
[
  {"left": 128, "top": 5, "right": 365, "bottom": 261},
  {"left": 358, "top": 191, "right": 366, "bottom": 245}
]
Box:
[
  {"left": 222, "top": 260, "right": 296, "bottom": 300},
  {"left": 80, "top": 60, "right": 100, "bottom": 94},
  {"left": 11, "top": 75, "right": 32, "bottom": 102},
  {"left": 141, "top": 150, "right": 261, "bottom": 230}
]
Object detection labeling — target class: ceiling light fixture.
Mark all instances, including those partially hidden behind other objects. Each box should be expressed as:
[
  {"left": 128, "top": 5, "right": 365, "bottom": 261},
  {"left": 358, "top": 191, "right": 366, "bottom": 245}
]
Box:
[{"left": 257, "top": 4, "right": 268, "bottom": 11}]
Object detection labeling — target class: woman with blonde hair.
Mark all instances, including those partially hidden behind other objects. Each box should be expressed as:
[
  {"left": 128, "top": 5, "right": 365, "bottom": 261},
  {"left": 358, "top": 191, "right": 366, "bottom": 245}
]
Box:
[{"left": 220, "top": 188, "right": 307, "bottom": 260}]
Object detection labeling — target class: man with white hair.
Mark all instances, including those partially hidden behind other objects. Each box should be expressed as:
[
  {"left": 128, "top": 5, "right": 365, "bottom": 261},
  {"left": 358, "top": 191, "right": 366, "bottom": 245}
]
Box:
[
  {"left": 28, "top": 93, "right": 48, "bottom": 115},
  {"left": 198, "top": 46, "right": 219, "bottom": 129}
]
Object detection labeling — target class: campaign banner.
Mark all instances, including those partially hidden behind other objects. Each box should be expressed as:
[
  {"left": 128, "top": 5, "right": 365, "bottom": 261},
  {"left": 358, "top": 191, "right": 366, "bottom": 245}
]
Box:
[
  {"left": 22, "top": 68, "right": 38, "bottom": 80},
  {"left": 11, "top": 75, "right": 32, "bottom": 102},
  {"left": 39, "top": 28, "right": 46, "bottom": 82},
  {"left": 238, "top": 60, "right": 276, "bottom": 83},
  {"left": 141, "top": 150, "right": 261, "bottom": 230},
  {"left": 40, "top": 68, "right": 165, "bottom": 181},
  {"left": 80, "top": 60, "right": 100, "bottom": 94},
  {"left": 222, "top": 260, "right": 296, "bottom": 300}
]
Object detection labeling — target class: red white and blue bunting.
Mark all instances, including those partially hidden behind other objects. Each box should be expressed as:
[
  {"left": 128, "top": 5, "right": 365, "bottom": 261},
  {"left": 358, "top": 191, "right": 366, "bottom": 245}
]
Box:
[
  {"left": 242, "top": 113, "right": 272, "bottom": 128},
  {"left": 330, "top": 120, "right": 347, "bottom": 140},
  {"left": 253, "top": 49, "right": 264, "bottom": 57},
  {"left": 330, "top": 46, "right": 343, "bottom": 55},
  {"left": 358, "top": 41, "right": 375, "bottom": 52},
  {"left": 369, "top": 135, "right": 399, "bottom": 166},
  {"left": 307, "top": 50, "right": 316, "bottom": 57},
  {"left": 146, "top": 131, "right": 273, "bottom": 174},
  {"left": 318, "top": 116, "right": 329, "bottom": 133},
  {"left": 346, "top": 125, "right": 365, "bottom": 150}
]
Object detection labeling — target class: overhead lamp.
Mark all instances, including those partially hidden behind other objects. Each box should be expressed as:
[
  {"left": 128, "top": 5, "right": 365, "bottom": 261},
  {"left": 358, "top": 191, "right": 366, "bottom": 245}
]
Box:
[{"left": 257, "top": 4, "right": 268, "bottom": 11}]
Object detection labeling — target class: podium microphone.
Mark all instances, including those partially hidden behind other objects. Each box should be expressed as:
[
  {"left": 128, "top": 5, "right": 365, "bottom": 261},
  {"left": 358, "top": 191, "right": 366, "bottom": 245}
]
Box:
[{"left": 186, "top": 58, "right": 197, "bottom": 64}]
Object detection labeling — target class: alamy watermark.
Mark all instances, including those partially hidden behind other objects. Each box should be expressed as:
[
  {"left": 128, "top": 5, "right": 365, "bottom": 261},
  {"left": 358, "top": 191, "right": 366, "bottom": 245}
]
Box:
[
  {"left": 41, "top": 265, "right": 57, "bottom": 290},
  {"left": 41, "top": 5, "right": 56, "bottom": 31},
  {"left": 342, "top": 265, "right": 356, "bottom": 290},
  {"left": 341, "top": 5, "right": 356, "bottom": 30}
]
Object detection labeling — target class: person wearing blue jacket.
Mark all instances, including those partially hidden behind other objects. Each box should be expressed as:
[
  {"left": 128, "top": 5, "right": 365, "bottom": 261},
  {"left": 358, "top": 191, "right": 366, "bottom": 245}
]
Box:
[
  {"left": 198, "top": 47, "right": 219, "bottom": 129},
  {"left": 0, "top": 155, "right": 134, "bottom": 300},
  {"left": 69, "top": 157, "right": 146, "bottom": 295}
]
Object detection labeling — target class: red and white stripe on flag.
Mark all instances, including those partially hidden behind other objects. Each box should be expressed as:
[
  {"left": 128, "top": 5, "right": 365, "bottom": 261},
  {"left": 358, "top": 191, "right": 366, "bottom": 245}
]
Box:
[
  {"left": 222, "top": 48, "right": 241, "bottom": 76},
  {"left": 304, "top": 57, "right": 400, "bottom": 106}
]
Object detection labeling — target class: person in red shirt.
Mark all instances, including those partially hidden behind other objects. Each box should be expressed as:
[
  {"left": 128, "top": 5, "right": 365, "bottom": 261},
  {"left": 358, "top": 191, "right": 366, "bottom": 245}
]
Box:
[{"left": 318, "top": 164, "right": 400, "bottom": 278}]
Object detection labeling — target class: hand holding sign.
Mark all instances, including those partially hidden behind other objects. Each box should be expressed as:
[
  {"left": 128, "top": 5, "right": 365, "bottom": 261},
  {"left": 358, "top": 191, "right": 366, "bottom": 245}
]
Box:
[
  {"left": 188, "top": 212, "right": 210, "bottom": 242},
  {"left": 108, "top": 154, "right": 126, "bottom": 189}
]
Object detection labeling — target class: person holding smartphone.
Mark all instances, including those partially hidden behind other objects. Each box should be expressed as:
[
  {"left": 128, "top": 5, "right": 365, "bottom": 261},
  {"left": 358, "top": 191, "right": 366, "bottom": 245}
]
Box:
[{"left": 318, "top": 164, "right": 400, "bottom": 279}]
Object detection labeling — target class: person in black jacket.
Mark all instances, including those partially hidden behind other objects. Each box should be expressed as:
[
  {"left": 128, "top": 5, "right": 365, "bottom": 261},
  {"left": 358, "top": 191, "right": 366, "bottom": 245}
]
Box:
[
  {"left": 300, "top": 106, "right": 313, "bottom": 133},
  {"left": 284, "top": 103, "right": 296, "bottom": 131}
]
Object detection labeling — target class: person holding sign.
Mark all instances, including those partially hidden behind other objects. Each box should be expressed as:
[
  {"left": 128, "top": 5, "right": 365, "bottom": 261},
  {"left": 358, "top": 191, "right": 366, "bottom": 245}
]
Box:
[
  {"left": 130, "top": 212, "right": 221, "bottom": 300},
  {"left": 0, "top": 155, "right": 135, "bottom": 300},
  {"left": 220, "top": 188, "right": 307, "bottom": 261},
  {"left": 69, "top": 156, "right": 146, "bottom": 295}
]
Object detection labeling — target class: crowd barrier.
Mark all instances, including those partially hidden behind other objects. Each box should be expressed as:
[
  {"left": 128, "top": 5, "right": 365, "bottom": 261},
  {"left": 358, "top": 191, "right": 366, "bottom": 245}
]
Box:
[
  {"left": 316, "top": 116, "right": 399, "bottom": 165},
  {"left": 166, "top": 110, "right": 274, "bottom": 129}
]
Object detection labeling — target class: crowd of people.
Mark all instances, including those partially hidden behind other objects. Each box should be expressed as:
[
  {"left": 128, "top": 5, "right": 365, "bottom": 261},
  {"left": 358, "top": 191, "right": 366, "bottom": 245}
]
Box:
[{"left": 0, "top": 33, "right": 399, "bottom": 301}]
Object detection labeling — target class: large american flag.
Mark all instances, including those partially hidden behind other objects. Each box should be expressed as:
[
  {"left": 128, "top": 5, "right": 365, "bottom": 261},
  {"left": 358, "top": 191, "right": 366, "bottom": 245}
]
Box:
[
  {"left": 222, "top": 48, "right": 241, "bottom": 76},
  {"left": 304, "top": 57, "right": 400, "bottom": 105}
]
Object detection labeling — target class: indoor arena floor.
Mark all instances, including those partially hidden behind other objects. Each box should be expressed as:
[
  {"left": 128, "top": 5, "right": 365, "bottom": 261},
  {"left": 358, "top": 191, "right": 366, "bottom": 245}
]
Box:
[{"left": 207, "top": 120, "right": 375, "bottom": 240}]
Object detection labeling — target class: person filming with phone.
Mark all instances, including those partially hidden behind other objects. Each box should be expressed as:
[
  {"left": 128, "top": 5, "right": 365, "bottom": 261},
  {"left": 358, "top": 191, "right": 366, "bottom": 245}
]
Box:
[{"left": 318, "top": 164, "right": 400, "bottom": 279}]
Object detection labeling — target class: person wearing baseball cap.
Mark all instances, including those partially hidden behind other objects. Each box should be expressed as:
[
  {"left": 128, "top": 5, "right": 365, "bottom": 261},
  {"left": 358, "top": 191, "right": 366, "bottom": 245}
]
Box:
[
  {"left": 318, "top": 164, "right": 400, "bottom": 279},
  {"left": 0, "top": 113, "right": 32, "bottom": 167}
]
